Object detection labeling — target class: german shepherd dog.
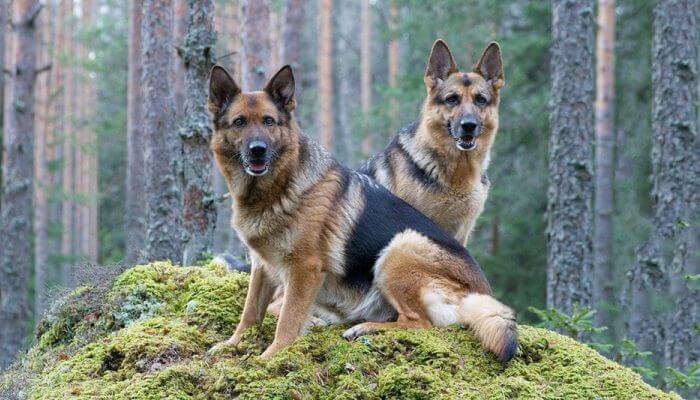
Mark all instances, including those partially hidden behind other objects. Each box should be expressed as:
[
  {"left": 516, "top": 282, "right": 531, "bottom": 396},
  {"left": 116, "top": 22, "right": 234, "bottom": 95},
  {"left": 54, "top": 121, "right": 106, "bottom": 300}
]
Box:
[
  {"left": 361, "top": 40, "right": 504, "bottom": 245},
  {"left": 207, "top": 65, "right": 517, "bottom": 361}
]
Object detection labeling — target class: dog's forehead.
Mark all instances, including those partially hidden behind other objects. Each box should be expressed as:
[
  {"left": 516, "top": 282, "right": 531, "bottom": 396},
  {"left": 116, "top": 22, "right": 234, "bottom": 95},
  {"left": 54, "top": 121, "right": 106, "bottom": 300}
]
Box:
[
  {"left": 227, "top": 92, "right": 278, "bottom": 117},
  {"left": 445, "top": 72, "right": 489, "bottom": 94}
]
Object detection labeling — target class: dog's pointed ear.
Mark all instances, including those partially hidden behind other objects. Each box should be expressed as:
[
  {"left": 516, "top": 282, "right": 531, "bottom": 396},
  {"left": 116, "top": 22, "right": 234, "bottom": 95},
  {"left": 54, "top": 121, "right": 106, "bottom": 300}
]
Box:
[
  {"left": 209, "top": 65, "right": 240, "bottom": 114},
  {"left": 264, "top": 65, "right": 296, "bottom": 111},
  {"left": 424, "top": 39, "right": 458, "bottom": 88},
  {"left": 474, "top": 42, "right": 504, "bottom": 89}
]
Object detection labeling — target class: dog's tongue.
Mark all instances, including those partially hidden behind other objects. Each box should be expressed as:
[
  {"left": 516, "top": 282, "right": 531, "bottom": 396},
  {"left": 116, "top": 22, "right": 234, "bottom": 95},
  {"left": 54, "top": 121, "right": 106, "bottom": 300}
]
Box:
[{"left": 249, "top": 160, "right": 267, "bottom": 172}]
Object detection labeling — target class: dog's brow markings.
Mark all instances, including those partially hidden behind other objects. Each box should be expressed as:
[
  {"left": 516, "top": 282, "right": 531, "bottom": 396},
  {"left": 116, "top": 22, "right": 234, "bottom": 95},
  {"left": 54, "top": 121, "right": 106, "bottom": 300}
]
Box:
[
  {"left": 461, "top": 74, "right": 471, "bottom": 86},
  {"left": 246, "top": 96, "right": 258, "bottom": 108}
]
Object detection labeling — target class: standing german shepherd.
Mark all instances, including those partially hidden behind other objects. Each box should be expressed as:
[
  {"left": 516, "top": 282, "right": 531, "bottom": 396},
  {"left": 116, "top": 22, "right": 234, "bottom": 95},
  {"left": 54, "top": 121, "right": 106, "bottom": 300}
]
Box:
[
  {"left": 361, "top": 40, "right": 504, "bottom": 245},
  {"left": 207, "top": 64, "right": 517, "bottom": 361}
]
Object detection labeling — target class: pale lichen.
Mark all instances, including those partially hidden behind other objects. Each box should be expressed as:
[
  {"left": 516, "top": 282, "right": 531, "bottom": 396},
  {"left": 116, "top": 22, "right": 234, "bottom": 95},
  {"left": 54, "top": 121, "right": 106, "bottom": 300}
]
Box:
[{"left": 0, "top": 261, "right": 682, "bottom": 399}]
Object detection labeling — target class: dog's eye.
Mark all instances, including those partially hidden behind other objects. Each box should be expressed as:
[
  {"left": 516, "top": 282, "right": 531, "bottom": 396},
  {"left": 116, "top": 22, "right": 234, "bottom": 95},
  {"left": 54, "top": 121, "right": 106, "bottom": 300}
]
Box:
[
  {"left": 445, "top": 95, "right": 459, "bottom": 105},
  {"left": 263, "top": 116, "right": 275, "bottom": 126},
  {"left": 474, "top": 94, "right": 488, "bottom": 106},
  {"left": 233, "top": 117, "right": 247, "bottom": 127}
]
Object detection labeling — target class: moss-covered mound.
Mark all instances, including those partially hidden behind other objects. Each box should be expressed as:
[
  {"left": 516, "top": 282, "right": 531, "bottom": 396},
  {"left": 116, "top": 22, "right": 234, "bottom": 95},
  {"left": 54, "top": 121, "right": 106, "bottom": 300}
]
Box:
[{"left": 0, "top": 262, "right": 680, "bottom": 399}]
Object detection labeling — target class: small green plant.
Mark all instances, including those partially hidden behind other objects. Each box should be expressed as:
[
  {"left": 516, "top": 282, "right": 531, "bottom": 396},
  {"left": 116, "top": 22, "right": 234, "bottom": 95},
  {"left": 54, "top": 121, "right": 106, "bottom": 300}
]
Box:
[
  {"left": 615, "top": 339, "right": 657, "bottom": 381},
  {"left": 528, "top": 304, "right": 611, "bottom": 352},
  {"left": 665, "top": 364, "right": 700, "bottom": 391}
]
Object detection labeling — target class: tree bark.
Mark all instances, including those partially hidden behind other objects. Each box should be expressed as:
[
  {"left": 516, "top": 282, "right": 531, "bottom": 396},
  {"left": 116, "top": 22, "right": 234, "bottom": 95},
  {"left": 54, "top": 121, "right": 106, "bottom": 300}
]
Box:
[
  {"left": 125, "top": 0, "right": 146, "bottom": 264},
  {"left": 270, "top": 9, "right": 281, "bottom": 70},
  {"left": 360, "top": 0, "right": 372, "bottom": 157},
  {"left": 593, "top": 0, "right": 616, "bottom": 331},
  {"left": 281, "top": 0, "right": 304, "bottom": 72},
  {"left": 0, "top": 0, "right": 41, "bottom": 368},
  {"left": 173, "top": 0, "right": 187, "bottom": 114},
  {"left": 141, "top": 0, "right": 183, "bottom": 263},
  {"left": 318, "top": 0, "right": 333, "bottom": 151},
  {"left": 546, "top": 0, "right": 595, "bottom": 314},
  {"left": 652, "top": 0, "right": 698, "bottom": 372},
  {"left": 387, "top": 0, "right": 399, "bottom": 125},
  {"left": 240, "top": 0, "right": 271, "bottom": 90},
  {"left": 178, "top": 0, "right": 217, "bottom": 266}
]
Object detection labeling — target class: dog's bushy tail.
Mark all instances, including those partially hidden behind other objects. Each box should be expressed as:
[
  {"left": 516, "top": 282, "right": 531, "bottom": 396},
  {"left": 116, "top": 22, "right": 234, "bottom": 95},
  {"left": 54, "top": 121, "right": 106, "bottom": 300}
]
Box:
[{"left": 458, "top": 293, "right": 518, "bottom": 362}]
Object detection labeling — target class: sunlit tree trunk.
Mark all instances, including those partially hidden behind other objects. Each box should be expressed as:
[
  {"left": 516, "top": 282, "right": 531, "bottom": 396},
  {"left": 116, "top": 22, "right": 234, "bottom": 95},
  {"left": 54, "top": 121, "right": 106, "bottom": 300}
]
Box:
[
  {"left": 142, "top": 0, "right": 183, "bottom": 263},
  {"left": 387, "top": 0, "right": 399, "bottom": 128},
  {"left": 179, "top": 0, "right": 217, "bottom": 266},
  {"left": 61, "top": 1, "right": 76, "bottom": 281},
  {"left": 546, "top": 0, "right": 595, "bottom": 314},
  {"left": 318, "top": 0, "right": 333, "bottom": 150},
  {"left": 360, "top": 0, "right": 372, "bottom": 156},
  {"left": 125, "top": 0, "right": 145, "bottom": 264},
  {"left": 241, "top": 0, "right": 270, "bottom": 90},
  {"left": 593, "top": 0, "right": 615, "bottom": 331},
  {"left": 0, "top": 0, "right": 41, "bottom": 369},
  {"left": 34, "top": 0, "right": 54, "bottom": 317}
]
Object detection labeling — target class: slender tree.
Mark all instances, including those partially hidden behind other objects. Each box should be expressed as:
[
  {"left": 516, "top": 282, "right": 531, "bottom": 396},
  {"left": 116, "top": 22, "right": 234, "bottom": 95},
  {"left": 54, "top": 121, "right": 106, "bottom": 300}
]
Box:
[
  {"left": 546, "top": 0, "right": 595, "bottom": 314},
  {"left": 0, "top": 0, "right": 41, "bottom": 368},
  {"left": 270, "top": 8, "right": 281, "bottom": 69},
  {"left": 318, "top": 0, "right": 333, "bottom": 150},
  {"left": 0, "top": 3, "right": 6, "bottom": 135},
  {"left": 593, "top": 0, "right": 616, "bottom": 330},
  {"left": 61, "top": 1, "right": 76, "bottom": 277},
  {"left": 387, "top": 0, "right": 399, "bottom": 125},
  {"left": 125, "top": 0, "right": 145, "bottom": 264},
  {"left": 141, "top": 0, "right": 183, "bottom": 263},
  {"left": 281, "top": 0, "right": 304, "bottom": 72},
  {"left": 241, "top": 0, "right": 271, "bottom": 90},
  {"left": 638, "top": 0, "right": 698, "bottom": 371},
  {"left": 34, "top": 0, "right": 53, "bottom": 317},
  {"left": 360, "top": 0, "right": 372, "bottom": 156},
  {"left": 178, "top": 0, "right": 217, "bottom": 266}
]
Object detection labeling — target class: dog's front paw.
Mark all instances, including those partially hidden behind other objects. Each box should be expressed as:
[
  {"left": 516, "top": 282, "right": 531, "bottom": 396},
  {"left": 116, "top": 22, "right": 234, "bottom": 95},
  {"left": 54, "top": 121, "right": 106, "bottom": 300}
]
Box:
[
  {"left": 342, "top": 323, "right": 371, "bottom": 341},
  {"left": 259, "top": 343, "right": 283, "bottom": 360}
]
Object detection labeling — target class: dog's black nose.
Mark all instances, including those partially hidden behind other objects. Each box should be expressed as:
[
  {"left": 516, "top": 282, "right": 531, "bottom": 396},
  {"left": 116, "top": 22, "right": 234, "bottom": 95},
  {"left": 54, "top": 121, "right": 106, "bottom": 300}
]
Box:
[
  {"left": 248, "top": 140, "right": 268, "bottom": 158},
  {"left": 460, "top": 116, "right": 478, "bottom": 134}
]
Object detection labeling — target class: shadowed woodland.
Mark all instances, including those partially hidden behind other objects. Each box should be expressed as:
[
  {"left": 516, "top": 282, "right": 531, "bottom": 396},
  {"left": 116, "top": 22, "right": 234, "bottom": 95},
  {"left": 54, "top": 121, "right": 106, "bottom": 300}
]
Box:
[{"left": 0, "top": 0, "right": 698, "bottom": 397}]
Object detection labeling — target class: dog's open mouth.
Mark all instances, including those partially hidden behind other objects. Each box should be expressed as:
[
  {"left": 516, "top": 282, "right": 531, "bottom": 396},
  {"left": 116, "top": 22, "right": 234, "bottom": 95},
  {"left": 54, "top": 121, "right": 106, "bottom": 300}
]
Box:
[
  {"left": 245, "top": 160, "right": 269, "bottom": 176},
  {"left": 456, "top": 135, "right": 477, "bottom": 151}
]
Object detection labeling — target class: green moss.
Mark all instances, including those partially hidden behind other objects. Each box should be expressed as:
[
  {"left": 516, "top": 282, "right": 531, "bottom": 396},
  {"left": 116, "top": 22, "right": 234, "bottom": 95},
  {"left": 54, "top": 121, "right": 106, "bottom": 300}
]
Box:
[{"left": 2, "top": 261, "right": 682, "bottom": 400}]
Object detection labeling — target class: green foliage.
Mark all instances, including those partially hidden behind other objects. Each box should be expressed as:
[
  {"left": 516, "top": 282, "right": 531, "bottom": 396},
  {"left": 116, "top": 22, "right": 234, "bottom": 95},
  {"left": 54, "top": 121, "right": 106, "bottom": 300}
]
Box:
[
  {"left": 0, "top": 261, "right": 680, "bottom": 399},
  {"left": 665, "top": 364, "right": 700, "bottom": 392},
  {"left": 528, "top": 305, "right": 611, "bottom": 352},
  {"left": 615, "top": 339, "right": 658, "bottom": 381}
]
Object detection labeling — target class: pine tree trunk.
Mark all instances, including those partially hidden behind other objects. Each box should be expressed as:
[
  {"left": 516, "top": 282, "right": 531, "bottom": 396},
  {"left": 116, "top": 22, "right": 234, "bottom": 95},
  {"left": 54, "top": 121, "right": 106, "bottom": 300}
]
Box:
[
  {"left": 546, "top": 0, "right": 595, "bottom": 314},
  {"left": 593, "top": 0, "right": 616, "bottom": 330},
  {"left": 270, "top": 9, "right": 281, "bottom": 70},
  {"left": 0, "top": 3, "right": 6, "bottom": 134},
  {"left": 142, "top": 0, "right": 183, "bottom": 263},
  {"left": 281, "top": 0, "right": 304, "bottom": 71},
  {"left": 652, "top": 0, "right": 698, "bottom": 372},
  {"left": 179, "top": 0, "right": 217, "bottom": 266},
  {"left": 61, "top": 2, "right": 76, "bottom": 282},
  {"left": 387, "top": 0, "right": 399, "bottom": 127},
  {"left": 360, "top": 0, "right": 372, "bottom": 157},
  {"left": 125, "top": 0, "right": 146, "bottom": 264},
  {"left": 0, "top": 0, "right": 41, "bottom": 369},
  {"left": 240, "top": 0, "right": 271, "bottom": 90},
  {"left": 318, "top": 0, "right": 333, "bottom": 151},
  {"left": 34, "top": 0, "right": 53, "bottom": 317}
]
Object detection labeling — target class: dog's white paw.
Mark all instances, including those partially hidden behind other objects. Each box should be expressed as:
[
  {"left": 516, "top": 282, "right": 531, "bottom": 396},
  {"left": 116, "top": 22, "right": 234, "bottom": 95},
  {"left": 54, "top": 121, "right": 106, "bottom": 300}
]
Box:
[{"left": 342, "top": 324, "right": 369, "bottom": 341}]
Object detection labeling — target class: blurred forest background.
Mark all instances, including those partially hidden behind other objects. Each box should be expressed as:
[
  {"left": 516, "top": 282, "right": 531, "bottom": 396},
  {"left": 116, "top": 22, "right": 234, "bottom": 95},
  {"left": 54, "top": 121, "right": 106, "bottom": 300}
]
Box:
[{"left": 0, "top": 0, "right": 698, "bottom": 395}]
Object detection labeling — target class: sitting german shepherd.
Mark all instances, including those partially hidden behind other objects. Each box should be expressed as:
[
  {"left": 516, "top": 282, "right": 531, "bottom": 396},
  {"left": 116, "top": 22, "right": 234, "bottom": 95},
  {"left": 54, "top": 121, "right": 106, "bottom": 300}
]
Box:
[
  {"left": 207, "top": 65, "right": 517, "bottom": 362},
  {"left": 362, "top": 40, "right": 504, "bottom": 245}
]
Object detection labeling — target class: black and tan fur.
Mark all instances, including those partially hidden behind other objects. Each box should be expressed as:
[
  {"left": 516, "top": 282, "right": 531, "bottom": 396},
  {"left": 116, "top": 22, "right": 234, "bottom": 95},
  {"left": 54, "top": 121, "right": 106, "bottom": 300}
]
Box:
[
  {"left": 207, "top": 65, "right": 517, "bottom": 362},
  {"left": 361, "top": 40, "right": 504, "bottom": 245}
]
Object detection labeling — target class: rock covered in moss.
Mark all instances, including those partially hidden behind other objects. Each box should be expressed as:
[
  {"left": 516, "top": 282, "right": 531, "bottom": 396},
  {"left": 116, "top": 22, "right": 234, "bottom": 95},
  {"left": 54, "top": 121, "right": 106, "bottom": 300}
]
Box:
[{"left": 0, "top": 262, "right": 681, "bottom": 399}]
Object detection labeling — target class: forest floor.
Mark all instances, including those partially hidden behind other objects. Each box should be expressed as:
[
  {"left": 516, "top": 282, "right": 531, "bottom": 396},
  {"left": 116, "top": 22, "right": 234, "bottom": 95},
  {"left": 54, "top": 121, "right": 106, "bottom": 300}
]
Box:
[{"left": 0, "top": 261, "right": 681, "bottom": 399}]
